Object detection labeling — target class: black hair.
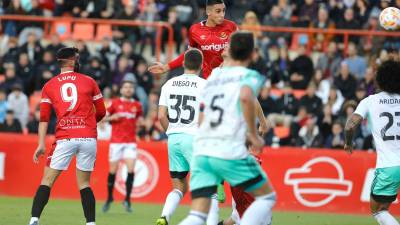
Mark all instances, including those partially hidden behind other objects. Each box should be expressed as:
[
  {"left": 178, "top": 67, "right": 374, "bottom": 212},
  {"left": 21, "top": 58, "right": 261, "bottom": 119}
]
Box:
[
  {"left": 184, "top": 49, "right": 203, "bottom": 71},
  {"left": 376, "top": 60, "right": 400, "bottom": 95},
  {"left": 229, "top": 32, "right": 254, "bottom": 61},
  {"left": 56, "top": 47, "right": 78, "bottom": 60},
  {"left": 206, "top": 0, "right": 224, "bottom": 6}
]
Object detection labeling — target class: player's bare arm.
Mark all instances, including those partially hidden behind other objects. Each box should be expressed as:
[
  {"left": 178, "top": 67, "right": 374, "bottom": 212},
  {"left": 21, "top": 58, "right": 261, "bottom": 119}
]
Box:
[
  {"left": 255, "top": 99, "right": 270, "bottom": 136},
  {"left": 158, "top": 105, "right": 169, "bottom": 132},
  {"left": 344, "top": 113, "right": 363, "bottom": 154},
  {"left": 33, "top": 122, "right": 49, "bottom": 163},
  {"left": 240, "top": 86, "right": 264, "bottom": 152},
  {"left": 148, "top": 62, "right": 171, "bottom": 75}
]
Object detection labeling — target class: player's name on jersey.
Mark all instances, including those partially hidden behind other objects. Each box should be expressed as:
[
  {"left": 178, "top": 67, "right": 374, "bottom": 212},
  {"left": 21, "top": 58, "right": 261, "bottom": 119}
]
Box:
[
  {"left": 206, "top": 75, "right": 242, "bottom": 87},
  {"left": 172, "top": 80, "right": 199, "bottom": 88},
  {"left": 379, "top": 98, "right": 400, "bottom": 104},
  {"left": 57, "top": 75, "right": 76, "bottom": 82}
]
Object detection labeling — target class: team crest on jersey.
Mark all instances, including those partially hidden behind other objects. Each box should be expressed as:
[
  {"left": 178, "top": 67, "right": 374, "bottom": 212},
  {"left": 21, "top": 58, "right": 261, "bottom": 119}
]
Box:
[
  {"left": 131, "top": 106, "right": 137, "bottom": 113},
  {"left": 220, "top": 32, "right": 228, "bottom": 40}
]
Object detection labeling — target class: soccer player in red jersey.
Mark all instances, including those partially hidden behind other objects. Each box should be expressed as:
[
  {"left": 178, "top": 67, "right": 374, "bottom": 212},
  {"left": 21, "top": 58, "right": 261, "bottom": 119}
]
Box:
[
  {"left": 102, "top": 80, "right": 143, "bottom": 213},
  {"left": 148, "top": 0, "right": 237, "bottom": 79},
  {"left": 28, "top": 47, "right": 106, "bottom": 225}
]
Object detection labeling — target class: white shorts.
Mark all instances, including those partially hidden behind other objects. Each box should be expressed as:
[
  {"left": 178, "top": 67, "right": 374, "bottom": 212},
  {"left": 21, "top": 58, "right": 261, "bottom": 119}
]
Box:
[
  {"left": 47, "top": 138, "right": 97, "bottom": 171},
  {"left": 109, "top": 143, "right": 137, "bottom": 162}
]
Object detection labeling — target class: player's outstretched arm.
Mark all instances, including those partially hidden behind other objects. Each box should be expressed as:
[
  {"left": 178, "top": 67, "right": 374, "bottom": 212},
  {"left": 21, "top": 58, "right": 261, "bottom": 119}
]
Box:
[
  {"left": 344, "top": 113, "right": 363, "bottom": 154},
  {"left": 158, "top": 106, "right": 169, "bottom": 132},
  {"left": 148, "top": 53, "right": 185, "bottom": 75},
  {"left": 240, "top": 86, "right": 264, "bottom": 152}
]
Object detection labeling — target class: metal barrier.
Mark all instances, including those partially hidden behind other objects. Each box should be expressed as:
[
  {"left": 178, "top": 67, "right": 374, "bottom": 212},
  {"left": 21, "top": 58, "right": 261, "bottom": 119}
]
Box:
[{"left": 0, "top": 15, "right": 174, "bottom": 62}]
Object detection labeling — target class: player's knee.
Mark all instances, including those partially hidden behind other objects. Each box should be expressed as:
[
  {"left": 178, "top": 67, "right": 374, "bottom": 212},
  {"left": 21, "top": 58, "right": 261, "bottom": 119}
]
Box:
[{"left": 41, "top": 174, "right": 57, "bottom": 187}]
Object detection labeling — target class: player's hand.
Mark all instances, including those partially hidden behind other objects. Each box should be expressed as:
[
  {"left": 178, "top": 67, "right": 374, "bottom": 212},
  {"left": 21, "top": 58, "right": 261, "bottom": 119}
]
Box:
[
  {"left": 344, "top": 144, "right": 353, "bottom": 154},
  {"left": 258, "top": 119, "right": 271, "bottom": 137},
  {"left": 247, "top": 133, "right": 265, "bottom": 154},
  {"left": 148, "top": 62, "right": 169, "bottom": 75},
  {"left": 33, "top": 146, "right": 46, "bottom": 164}
]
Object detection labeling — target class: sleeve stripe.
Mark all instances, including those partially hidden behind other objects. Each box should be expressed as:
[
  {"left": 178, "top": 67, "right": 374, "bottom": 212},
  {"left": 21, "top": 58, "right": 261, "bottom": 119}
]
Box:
[
  {"left": 93, "top": 94, "right": 103, "bottom": 101},
  {"left": 40, "top": 98, "right": 52, "bottom": 104}
]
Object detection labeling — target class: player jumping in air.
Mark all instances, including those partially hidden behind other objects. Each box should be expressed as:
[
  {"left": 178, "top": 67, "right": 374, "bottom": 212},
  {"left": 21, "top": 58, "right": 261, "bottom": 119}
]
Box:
[
  {"left": 102, "top": 80, "right": 143, "bottom": 213},
  {"left": 178, "top": 32, "right": 276, "bottom": 225},
  {"left": 28, "top": 47, "right": 106, "bottom": 225},
  {"left": 345, "top": 60, "right": 400, "bottom": 225},
  {"left": 156, "top": 49, "right": 206, "bottom": 225}
]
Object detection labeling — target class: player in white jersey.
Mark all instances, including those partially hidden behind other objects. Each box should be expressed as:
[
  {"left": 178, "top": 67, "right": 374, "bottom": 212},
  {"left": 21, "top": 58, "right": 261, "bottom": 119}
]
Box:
[
  {"left": 345, "top": 60, "right": 400, "bottom": 225},
  {"left": 157, "top": 49, "right": 207, "bottom": 225},
  {"left": 178, "top": 32, "right": 276, "bottom": 225}
]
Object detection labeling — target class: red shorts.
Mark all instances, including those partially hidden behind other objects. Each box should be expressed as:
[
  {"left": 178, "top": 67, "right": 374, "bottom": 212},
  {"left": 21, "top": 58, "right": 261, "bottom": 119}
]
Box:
[{"left": 231, "top": 186, "right": 255, "bottom": 218}]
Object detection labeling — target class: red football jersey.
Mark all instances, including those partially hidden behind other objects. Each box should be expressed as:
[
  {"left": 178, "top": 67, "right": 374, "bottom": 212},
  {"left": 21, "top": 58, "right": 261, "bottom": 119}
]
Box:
[
  {"left": 169, "top": 19, "right": 237, "bottom": 79},
  {"left": 107, "top": 98, "right": 143, "bottom": 143},
  {"left": 40, "top": 71, "right": 104, "bottom": 140}
]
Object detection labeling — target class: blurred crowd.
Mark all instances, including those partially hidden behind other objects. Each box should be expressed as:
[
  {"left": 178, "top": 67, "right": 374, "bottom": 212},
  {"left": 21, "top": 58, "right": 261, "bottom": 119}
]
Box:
[{"left": 1, "top": 0, "right": 400, "bottom": 151}]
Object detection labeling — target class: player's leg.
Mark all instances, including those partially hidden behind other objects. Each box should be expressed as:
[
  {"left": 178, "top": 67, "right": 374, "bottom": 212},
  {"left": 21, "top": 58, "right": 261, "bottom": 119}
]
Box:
[
  {"left": 76, "top": 139, "right": 97, "bottom": 225},
  {"left": 158, "top": 134, "right": 191, "bottom": 224},
  {"left": 370, "top": 167, "right": 400, "bottom": 225},
  {"left": 122, "top": 143, "right": 138, "bottom": 212},
  {"left": 221, "top": 156, "right": 276, "bottom": 225},
  {"left": 29, "top": 140, "right": 75, "bottom": 225},
  {"left": 207, "top": 193, "right": 220, "bottom": 225},
  {"left": 103, "top": 143, "right": 122, "bottom": 212},
  {"left": 178, "top": 156, "right": 220, "bottom": 225}
]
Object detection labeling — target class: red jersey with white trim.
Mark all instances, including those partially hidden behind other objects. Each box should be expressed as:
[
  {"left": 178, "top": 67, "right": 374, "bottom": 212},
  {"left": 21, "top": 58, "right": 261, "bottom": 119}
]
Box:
[
  {"left": 189, "top": 19, "right": 237, "bottom": 78},
  {"left": 108, "top": 98, "right": 143, "bottom": 143},
  {"left": 40, "top": 71, "right": 104, "bottom": 140}
]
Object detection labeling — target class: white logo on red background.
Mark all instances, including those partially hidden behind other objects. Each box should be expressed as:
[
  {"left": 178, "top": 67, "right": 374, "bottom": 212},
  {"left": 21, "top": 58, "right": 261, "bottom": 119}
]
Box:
[
  {"left": 284, "top": 157, "right": 353, "bottom": 207},
  {"left": 115, "top": 149, "right": 159, "bottom": 198},
  {"left": 0, "top": 152, "right": 5, "bottom": 180}
]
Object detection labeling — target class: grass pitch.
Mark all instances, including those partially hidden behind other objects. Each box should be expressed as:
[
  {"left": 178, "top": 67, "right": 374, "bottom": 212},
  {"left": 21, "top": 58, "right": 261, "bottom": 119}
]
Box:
[{"left": 0, "top": 196, "right": 380, "bottom": 225}]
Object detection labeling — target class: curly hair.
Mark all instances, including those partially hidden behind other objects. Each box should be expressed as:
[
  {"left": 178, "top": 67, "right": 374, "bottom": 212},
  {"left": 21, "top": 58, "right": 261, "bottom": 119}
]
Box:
[{"left": 376, "top": 60, "right": 400, "bottom": 95}]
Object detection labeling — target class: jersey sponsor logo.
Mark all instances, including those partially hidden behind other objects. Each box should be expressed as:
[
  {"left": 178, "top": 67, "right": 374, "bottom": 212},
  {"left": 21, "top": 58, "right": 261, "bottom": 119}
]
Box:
[
  {"left": 59, "top": 117, "right": 86, "bottom": 129},
  {"left": 284, "top": 157, "right": 353, "bottom": 207},
  {"left": 200, "top": 42, "right": 228, "bottom": 51},
  {"left": 200, "top": 35, "right": 206, "bottom": 40},
  {"left": 115, "top": 149, "right": 159, "bottom": 198},
  {"left": 0, "top": 152, "right": 5, "bottom": 180}
]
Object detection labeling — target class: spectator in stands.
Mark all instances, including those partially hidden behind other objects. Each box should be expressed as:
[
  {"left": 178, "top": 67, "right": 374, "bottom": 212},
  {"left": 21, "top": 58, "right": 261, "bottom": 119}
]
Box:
[
  {"left": 7, "top": 83, "right": 29, "bottom": 129},
  {"left": 319, "top": 104, "right": 336, "bottom": 141},
  {"left": 0, "top": 109, "right": 22, "bottom": 133},
  {"left": 97, "top": 36, "right": 121, "bottom": 71},
  {"left": 117, "top": 41, "right": 144, "bottom": 72},
  {"left": 314, "top": 69, "right": 331, "bottom": 104},
  {"left": 336, "top": 8, "right": 361, "bottom": 45},
  {"left": 277, "top": 0, "right": 293, "bottom": 20},
  {"left": 309, "top": 6, "right": 335, "bottom": 52},
  {"left": 360, "top": 9, "right": 384, "bottom": 55},
  {"left": 84, "top": 56, "right": 109, "bottom": 91},
  {"left": 298, "top": 82, "right": 323, "bottom": 118},
  {"left": 2, "top": 38, "right": 19, "bottom": 64},
  {"left": 45, "top": 34, "right": 66, "bottom": 56},
  {"left": 0, "top": 89, "right": 8, "bottom": 123},
  {"left": 0, "top": 64, "right": 22, "bottom": 93},
  {"left": 354, "top": 0, "right": 370, "bottom": 26},
  {"left": 334, "top": 61, "right": 357, "bottom": 100},
  {"left": 258, "top": 86, "right": 277, "bottom": 116},
  {"left": 344, "top": 42, "right": 367, "bottom": 80},
  {"left": 327, "top": 0, "right": 345, "bottom": 23},
  {"left": 241, "top": 11, "right": 263, "bottom": 43},
  {"left": 3, "top": 0, "right": 24, "bottom": 37},
  {"left": 172, "top": 0, "right": 199, "bottom": 28},
  {"left": 37, "top": 50, "right": 59, "bottom": 76},
  {"left": 112, "top": 56, "right": 133, "bottom": 92},
  {"left": 249, "top": 48, "right": 268, "bottom": 78},
  {"left": 296, "top": 117, "right": 323, "bottom": 148},
  {"left": 27, "top": 107, "right": 40, "bottom": 134},
  {"left": 54, "top": 0, "right": 86, "bottom": 17},
  {"left": 34, "top": 69, "right": 52, "bottom": 91},
  {"left": 135, "top": 60, "right": 153, "bottom": 95},
  {"left": 227, "top": 0, "right": 252, "bottom": 24},
  {"left": 358, "top": 66, "right": 376, "bottom": 96},
  {"left": 75, "top": 39, "right": 91, "bottom": 66},
  {"left": 297, "top": 0, "right": 318, "bottom": 27},
  {"left": 289, "top": 45, "right": 314, "bottom": 89},
  {"left": 326, "top": 86, "right": 345, "bottom": 116},
  {"left": 250, "top": 0, "right": 273, "bottom": 21},
  {"left": 114, "top": 2, "right": 141, "bottom": 48},
  {"left": 355, "top": 86, "right": 367, "bottom": 103},
  {"left": 80, "top": 0, "right": 121, "bottom": 19},
  {"left": 270, "top": 47, "right": 291, "bottom": 87},
  {"left": 262, "top": 5, "right": 291, "bottom": 50},
  {"left": 324, "top": 121, "right": 345, "bottom": 149},
  {"left": 16, "top": 53, "right": 34, "bottom": 95},
  {"left": 17, "top": 0, "right": 44, "bottom": 45},
  {"left": 268, "top": 86, "right": 299, "bottom": 128},
  {"left": 316, "top": 41, "right": 342, "bottom": 79},
  {"left": 139, "top": 0, "right": 159, "bottom": 56},
  {"left": 19, "top": 32, "right": 43, "bottom": 65}
]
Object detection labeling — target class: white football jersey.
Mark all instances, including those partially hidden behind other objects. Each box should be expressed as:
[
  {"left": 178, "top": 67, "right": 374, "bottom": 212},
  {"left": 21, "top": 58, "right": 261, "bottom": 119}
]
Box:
[
  {"left": 194, "top": 66, "right": 265, "bottom": 160},
  {"left": 159, "top": 74, "right": 206, "bottom": 135},
  {"left": 355, "top": 92, "right": 400, "bottom": 168}
]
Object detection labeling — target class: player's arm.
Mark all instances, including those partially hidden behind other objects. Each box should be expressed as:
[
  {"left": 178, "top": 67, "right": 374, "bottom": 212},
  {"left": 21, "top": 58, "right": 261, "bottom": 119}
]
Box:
[
  {"left": 255, "top": 99, "right": 270, "bottom": 136},
  {"left": 33, "top": 92, "right": 52, "bottom": 163},
  {"left": 92, "top": 79, "right": 106, "bottom": 122},
  {"left": 240, "top": 86, "right": 264, "bottom": 152},
  {"left": 158, "top": 106, "right": 169, "bottom": 132},
  {"left": 344, "top": 113, "right": 363, "bottom": 154}
]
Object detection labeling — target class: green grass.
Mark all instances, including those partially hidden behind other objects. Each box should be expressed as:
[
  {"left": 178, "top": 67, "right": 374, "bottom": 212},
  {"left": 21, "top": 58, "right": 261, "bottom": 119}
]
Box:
[{"left": 0, "top": 196, "right": 379, "bottom": 225}]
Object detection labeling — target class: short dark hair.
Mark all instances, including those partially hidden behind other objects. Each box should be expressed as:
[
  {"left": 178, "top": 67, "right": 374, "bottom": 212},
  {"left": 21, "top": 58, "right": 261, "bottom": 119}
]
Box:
[
  {"left": 206, "top": 0, "right": 224, "bottom": 6},
  {"left": 229, "top": 32, "right": 254, "bottom": 61},
  {"left": 183, "top": 49, "right": 203, "bottom": 71},
  {"left": 376, "top": 60, "right": 400, "bottom": 94},
  {"left": 56, "top": 47, "right": 78, "bottom": 60}
]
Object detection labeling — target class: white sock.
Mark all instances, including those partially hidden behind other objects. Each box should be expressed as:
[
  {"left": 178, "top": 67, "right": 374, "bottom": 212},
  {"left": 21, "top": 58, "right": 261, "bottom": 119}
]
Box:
[
  {"left": 241, "top": 192, "right": 276, "bottom": 225},
  {"left": 86, "top": 222, "right": 96, "bottom": 225},
  {"left": 161, "top": 189, "right": 184, "bottom": 222},
  {"left": 178, "top": 210, "right": 207, "bottom": 225},
  {"left": 206, "top": 194, "right": 219, "bottom": 225},
  {"left": 374, "top": 210, "right": 400, "bottom": 225},
  {"left": 29, "top": 217, "right": 39, "bottom": 224}
]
